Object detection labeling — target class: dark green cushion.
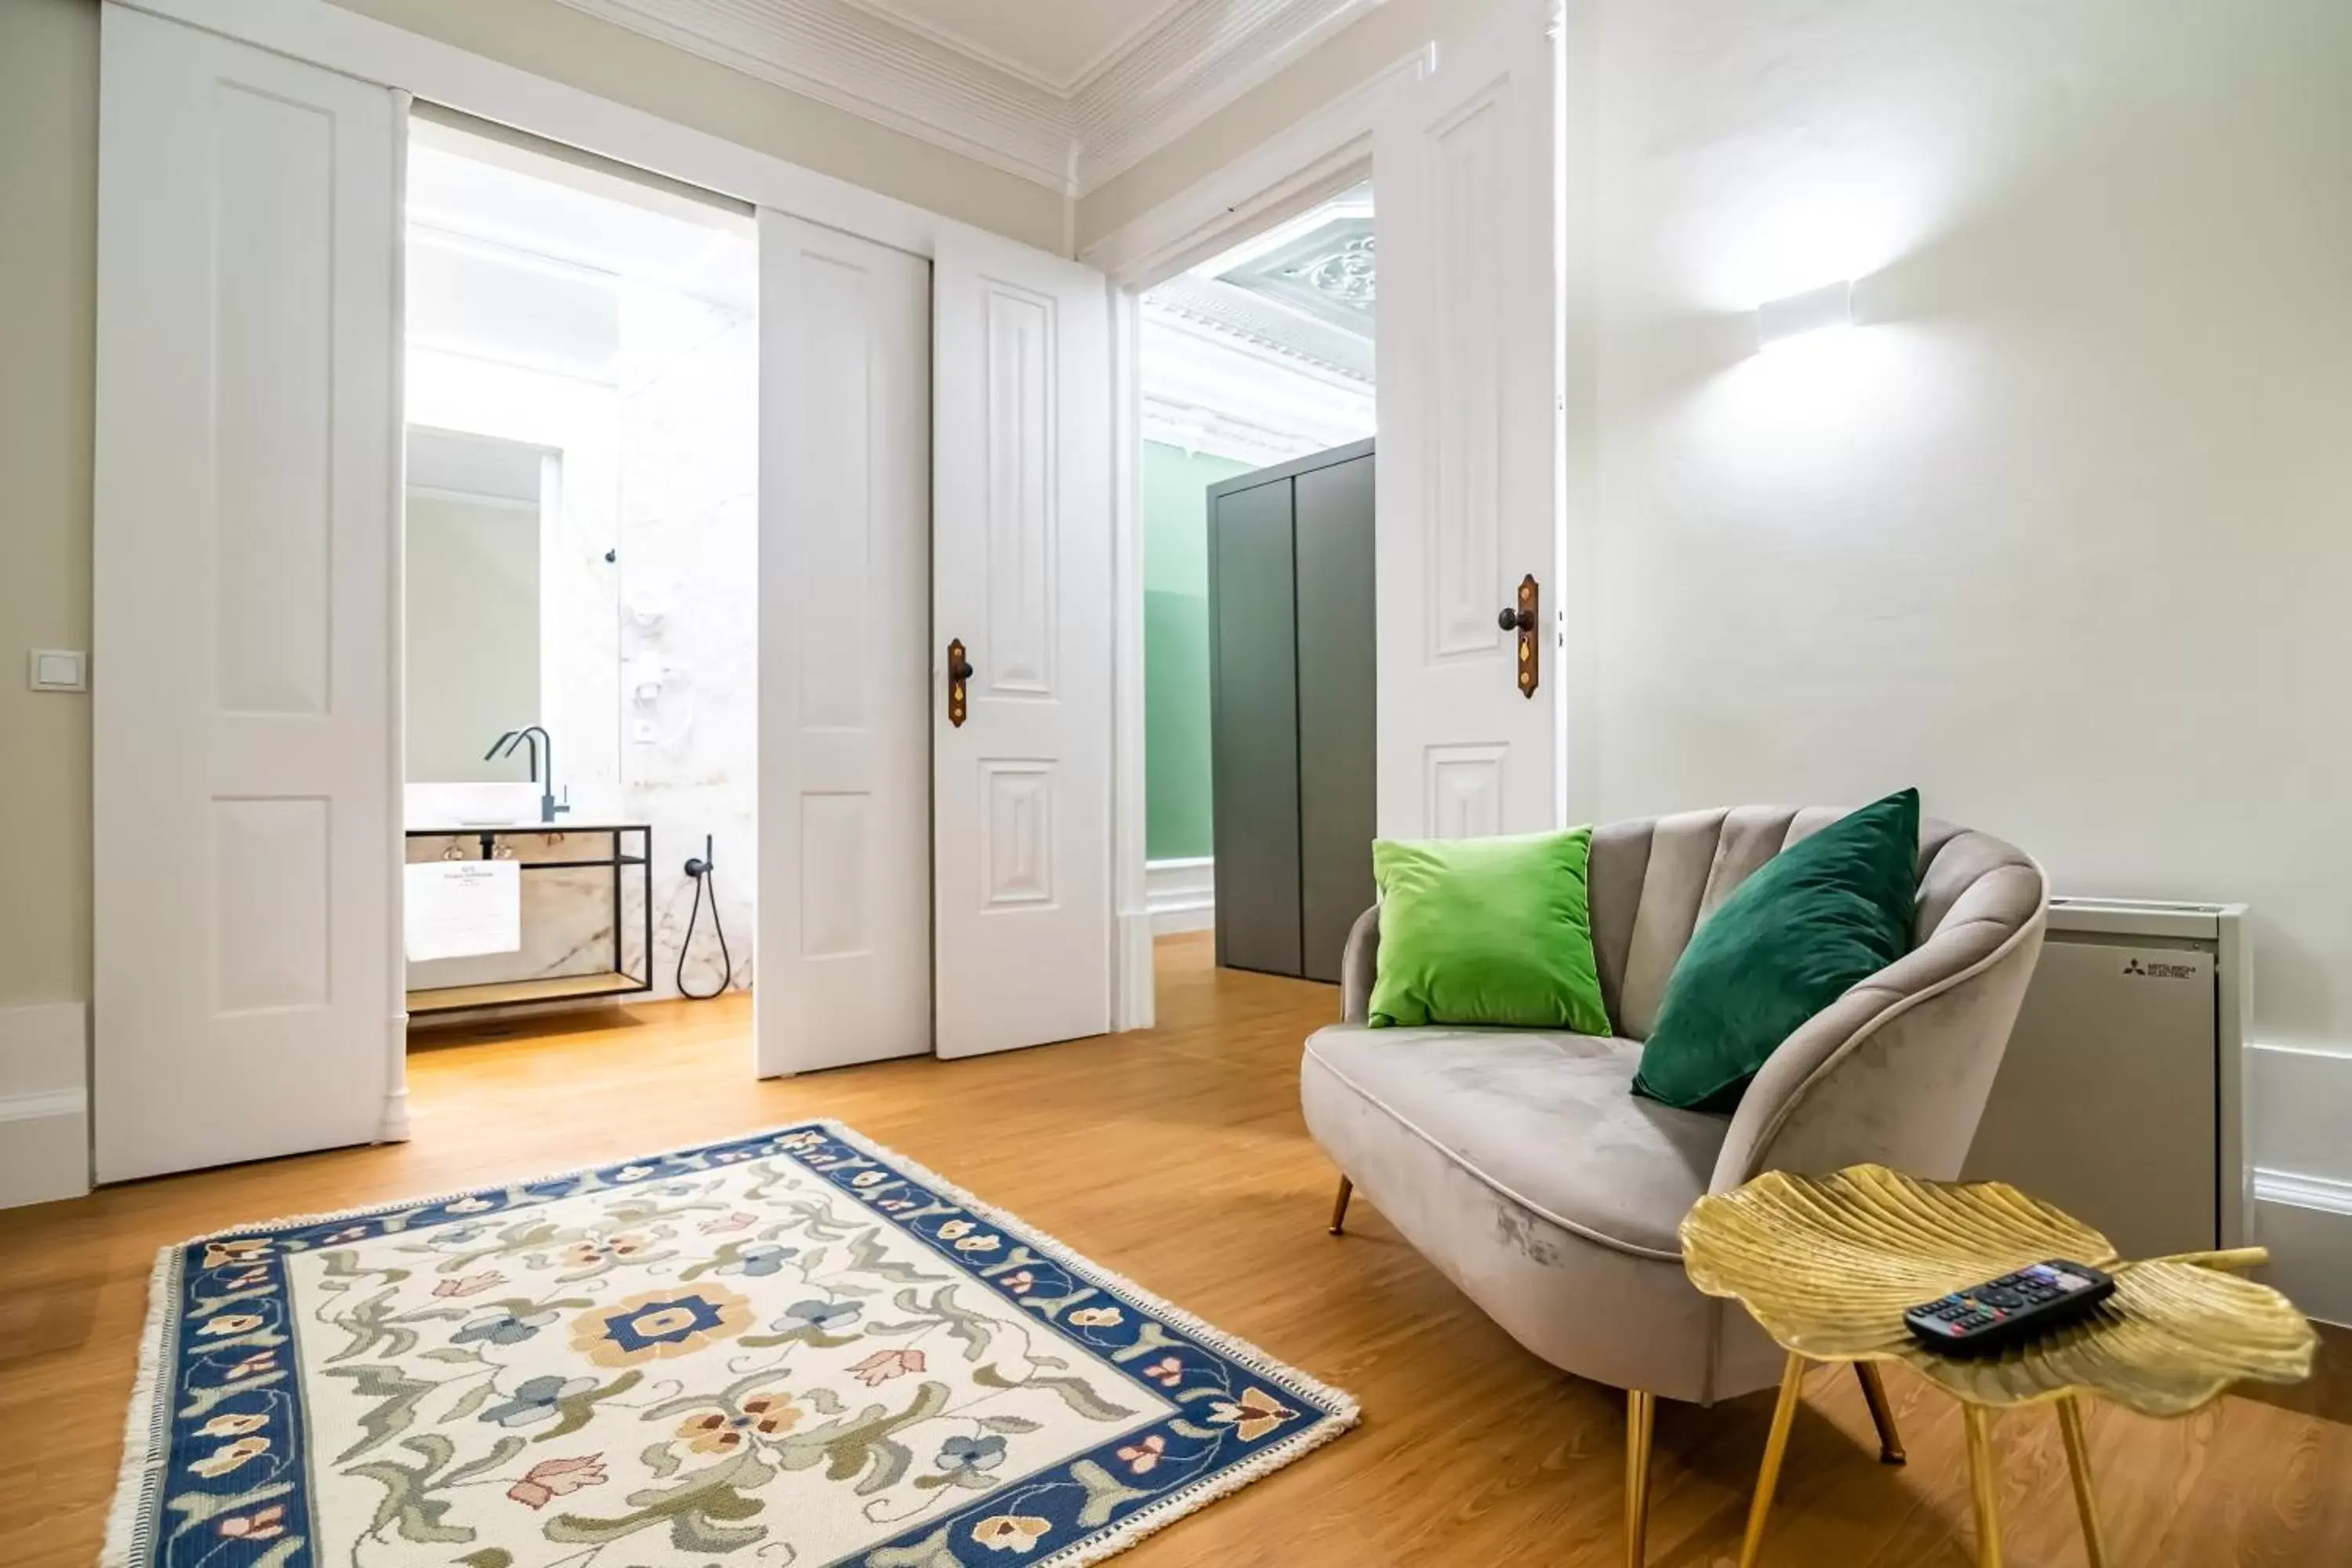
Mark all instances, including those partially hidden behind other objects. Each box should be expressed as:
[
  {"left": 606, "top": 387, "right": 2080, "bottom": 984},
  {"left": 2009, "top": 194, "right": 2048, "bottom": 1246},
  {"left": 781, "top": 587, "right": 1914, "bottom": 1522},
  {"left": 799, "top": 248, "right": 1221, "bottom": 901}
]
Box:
[
  {"left": 1632, "top": 789, "right": 1922, "bottom": 1110},
  {"left": 1367, "top": 828, "right": 1611, "bottom": 1034}
]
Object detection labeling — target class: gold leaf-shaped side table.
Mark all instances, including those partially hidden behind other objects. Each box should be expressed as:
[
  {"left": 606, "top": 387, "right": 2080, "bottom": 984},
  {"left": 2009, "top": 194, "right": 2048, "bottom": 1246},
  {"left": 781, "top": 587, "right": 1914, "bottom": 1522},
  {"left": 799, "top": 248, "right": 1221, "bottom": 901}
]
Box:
[{"left": 1681, "top": 1164, "right": 2317, "bottom": 1568}]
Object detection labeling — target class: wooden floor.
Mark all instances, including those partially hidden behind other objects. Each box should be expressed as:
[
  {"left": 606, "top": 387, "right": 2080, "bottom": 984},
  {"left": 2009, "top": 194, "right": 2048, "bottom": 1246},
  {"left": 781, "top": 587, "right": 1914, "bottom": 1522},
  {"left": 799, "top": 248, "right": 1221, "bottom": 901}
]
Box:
[{"left": 5, "top": 934, "right": 2347, "bottom": 1566}]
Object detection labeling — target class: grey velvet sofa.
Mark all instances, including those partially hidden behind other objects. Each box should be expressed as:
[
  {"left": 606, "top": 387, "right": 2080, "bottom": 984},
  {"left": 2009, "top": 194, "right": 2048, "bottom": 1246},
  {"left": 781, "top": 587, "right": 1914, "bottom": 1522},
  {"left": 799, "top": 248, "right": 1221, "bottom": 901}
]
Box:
[{"left": 1301, "top": 805, "right": 2047, "bottom": 1562}]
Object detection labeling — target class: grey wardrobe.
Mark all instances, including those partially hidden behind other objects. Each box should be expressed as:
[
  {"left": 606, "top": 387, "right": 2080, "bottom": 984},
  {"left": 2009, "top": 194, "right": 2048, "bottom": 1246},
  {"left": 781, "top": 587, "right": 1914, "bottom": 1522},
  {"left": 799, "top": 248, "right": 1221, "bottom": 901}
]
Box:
[{"left": 1207, "top": 439, "right": 1376, "bottom": 983}]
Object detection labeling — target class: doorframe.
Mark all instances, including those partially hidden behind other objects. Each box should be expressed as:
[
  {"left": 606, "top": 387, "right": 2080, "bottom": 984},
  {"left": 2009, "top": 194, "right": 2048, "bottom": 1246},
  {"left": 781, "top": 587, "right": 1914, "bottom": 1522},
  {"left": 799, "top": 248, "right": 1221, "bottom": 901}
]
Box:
[{"left": 1087, "top": 48, "right": 1432, "bottom": 1031}]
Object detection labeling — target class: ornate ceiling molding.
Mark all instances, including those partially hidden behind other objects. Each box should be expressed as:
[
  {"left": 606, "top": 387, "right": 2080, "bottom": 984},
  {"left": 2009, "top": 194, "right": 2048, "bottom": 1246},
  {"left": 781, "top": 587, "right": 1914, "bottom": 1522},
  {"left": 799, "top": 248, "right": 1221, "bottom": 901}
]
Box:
[
  {"left": 1138, "top": 181, "right": 1376, "bottom": 466},
  {"left": 1139, "top": 323, "right": 1374, "bottom": 469},
  {"left": 1140, "top": 186, "right": 1375, "bottom": 382},
  {"left": 549, "top": 0, "right": 1379, "bottom": 198}
]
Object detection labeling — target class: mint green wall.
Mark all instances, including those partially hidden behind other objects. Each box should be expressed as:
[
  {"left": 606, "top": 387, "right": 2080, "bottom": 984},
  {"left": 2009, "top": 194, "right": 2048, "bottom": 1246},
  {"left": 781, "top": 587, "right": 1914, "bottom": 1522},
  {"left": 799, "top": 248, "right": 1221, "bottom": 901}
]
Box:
[{"left": 1145, "top": 442, "right": 1257, "bottom": 862}]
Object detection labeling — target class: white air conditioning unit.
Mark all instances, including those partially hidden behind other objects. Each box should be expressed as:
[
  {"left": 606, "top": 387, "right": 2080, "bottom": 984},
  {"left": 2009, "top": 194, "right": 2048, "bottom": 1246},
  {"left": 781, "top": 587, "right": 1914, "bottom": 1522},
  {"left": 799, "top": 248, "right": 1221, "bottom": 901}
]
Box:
[{"left": 1962, "top": 898, "right": 2249, "bottom": 1258}]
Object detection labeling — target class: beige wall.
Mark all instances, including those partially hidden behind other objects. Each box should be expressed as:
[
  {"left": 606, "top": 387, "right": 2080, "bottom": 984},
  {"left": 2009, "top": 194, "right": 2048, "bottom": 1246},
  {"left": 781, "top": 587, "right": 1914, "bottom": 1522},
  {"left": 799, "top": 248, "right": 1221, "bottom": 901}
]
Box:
[
  {"left": 0, "top": 0, "right": 96, "bottom": 1009},
  {"left": 1074, "top": 0, "right": 1503, "bottom": 252},
  {"left": 0, "top": 0, "right": 1061, "bottom": 1017}
]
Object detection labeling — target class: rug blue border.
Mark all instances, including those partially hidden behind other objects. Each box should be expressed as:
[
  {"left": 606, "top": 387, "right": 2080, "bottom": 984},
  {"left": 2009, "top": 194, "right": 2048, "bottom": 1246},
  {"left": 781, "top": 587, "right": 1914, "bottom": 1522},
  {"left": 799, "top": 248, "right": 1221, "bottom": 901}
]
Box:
[{"left": 118, "top": 1121, "right": 1358, "bottom": 1568}]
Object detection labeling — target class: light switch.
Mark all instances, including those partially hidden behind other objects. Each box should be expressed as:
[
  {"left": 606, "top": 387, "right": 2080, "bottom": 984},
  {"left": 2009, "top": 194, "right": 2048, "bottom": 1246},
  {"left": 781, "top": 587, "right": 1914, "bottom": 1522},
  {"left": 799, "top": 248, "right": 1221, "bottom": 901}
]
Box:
[{"left": 28, "top": 649, "right": 87, "bottom": 691}]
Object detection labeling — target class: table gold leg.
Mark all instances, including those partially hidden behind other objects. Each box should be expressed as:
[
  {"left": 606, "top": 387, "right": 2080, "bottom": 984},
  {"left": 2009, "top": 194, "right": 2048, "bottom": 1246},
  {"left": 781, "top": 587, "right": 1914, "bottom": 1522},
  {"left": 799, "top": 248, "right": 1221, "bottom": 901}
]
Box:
[
  {"left": 1737, "top": 1352, "right": 1807, "bottom": 1568},
  {"left": 2056, "top": 1396, "right": 2108, "bottom": 1568},
  {"left": 1962, "top": 1406, "right": 2003, "bottom": 1568},
  {"left": 1853, "top": 1361, "right": 1906, "bottom": 1465}
]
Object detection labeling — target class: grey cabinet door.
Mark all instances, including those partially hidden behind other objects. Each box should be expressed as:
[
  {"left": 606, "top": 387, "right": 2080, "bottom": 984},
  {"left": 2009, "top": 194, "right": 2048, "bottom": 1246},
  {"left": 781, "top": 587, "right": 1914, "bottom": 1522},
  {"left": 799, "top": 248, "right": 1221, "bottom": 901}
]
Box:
[
  {"left": 1294, "top": 452, "right": 1377, "bottom": 984},
  {"left": 1207, "top": 477, "right": 1302, "bottom": 976}
]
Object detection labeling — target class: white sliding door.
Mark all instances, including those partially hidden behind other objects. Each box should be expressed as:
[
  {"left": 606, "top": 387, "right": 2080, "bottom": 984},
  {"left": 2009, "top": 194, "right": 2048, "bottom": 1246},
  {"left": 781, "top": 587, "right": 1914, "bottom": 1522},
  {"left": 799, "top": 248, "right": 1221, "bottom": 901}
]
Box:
[
  {"left": 1374, "top": 0, "right": 1565, "bottom": 838},
  {"left": 93, "top": 5, "right": 401, "bottom": 1180},
  {"left": 932, "top": 232, "right": 1114, "bottom": 1058},
  {"left": 756, "top": 210, "right": 935, "bottom": 1075}
]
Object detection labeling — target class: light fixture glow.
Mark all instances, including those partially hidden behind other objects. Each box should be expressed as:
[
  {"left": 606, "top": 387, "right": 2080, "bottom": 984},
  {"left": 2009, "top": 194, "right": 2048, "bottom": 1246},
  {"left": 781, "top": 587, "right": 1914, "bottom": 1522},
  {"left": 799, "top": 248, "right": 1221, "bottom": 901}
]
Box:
[{"left": 1755, "top": 280, "right": 1855, "bottom": 350}]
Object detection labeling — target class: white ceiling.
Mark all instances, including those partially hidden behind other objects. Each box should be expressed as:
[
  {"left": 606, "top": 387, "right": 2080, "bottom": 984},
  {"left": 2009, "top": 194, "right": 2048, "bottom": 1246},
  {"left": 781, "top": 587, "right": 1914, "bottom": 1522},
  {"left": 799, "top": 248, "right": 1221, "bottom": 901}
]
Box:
[
  {"left": 550, "top": 0, "right": 1375, "bottom": 195},
  {"left": 841, "top": 0, "right": 1189, "bottom": 92}
]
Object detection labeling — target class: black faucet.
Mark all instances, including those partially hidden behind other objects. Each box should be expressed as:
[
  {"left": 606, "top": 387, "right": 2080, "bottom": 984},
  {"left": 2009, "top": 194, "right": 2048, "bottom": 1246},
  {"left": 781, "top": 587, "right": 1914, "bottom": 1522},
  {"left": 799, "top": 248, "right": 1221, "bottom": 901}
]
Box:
[{"left": 484, "top": 726, "right": 569, "bottom": 824}]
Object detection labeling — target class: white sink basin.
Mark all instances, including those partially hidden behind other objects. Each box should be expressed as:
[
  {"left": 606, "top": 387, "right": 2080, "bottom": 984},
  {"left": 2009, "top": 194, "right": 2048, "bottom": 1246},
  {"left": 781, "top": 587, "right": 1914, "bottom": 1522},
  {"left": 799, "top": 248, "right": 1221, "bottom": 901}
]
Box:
[{"left": 405, "top": 782, "right": 542, "bottom": 829}]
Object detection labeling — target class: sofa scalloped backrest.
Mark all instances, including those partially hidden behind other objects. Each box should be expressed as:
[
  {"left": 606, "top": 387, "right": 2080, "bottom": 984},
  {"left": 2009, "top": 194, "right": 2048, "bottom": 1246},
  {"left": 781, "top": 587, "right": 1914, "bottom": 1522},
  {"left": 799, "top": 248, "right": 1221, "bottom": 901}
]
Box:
[{"left": 1340, "top": 806, "right": 2049, "bottom": 1196}]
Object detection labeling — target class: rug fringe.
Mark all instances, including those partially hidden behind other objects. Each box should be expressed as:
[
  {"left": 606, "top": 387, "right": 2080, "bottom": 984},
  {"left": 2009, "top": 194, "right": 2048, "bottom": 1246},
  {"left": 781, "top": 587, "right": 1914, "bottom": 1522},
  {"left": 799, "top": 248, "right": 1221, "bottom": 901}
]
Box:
[{"left": 100, "top": 1242, "right": 183, "bottom": 1568}]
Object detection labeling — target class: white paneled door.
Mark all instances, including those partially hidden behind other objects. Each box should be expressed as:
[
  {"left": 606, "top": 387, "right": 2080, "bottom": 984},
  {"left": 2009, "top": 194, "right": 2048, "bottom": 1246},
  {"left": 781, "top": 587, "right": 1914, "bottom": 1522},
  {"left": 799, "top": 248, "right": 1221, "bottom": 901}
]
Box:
[
  {"left": 756, "top": 211, "right": 935, "bottom": 1075},
  {"left": 93, "top": 6, "right": 401, "bottom": 1180},
  {"left": 932, "top": 233, "right": 1114, "bottom": 1058},
  {"left": 1374, "top": 0, "right": 1565, "bottom": 839}
]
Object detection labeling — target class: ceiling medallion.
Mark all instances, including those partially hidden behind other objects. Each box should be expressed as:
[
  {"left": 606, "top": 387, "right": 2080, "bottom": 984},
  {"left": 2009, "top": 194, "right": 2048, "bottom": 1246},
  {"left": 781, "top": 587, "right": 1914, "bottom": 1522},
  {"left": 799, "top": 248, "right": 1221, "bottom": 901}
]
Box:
[{"left": 1287, "top": 234, "right": 1375, "bottom": 305}]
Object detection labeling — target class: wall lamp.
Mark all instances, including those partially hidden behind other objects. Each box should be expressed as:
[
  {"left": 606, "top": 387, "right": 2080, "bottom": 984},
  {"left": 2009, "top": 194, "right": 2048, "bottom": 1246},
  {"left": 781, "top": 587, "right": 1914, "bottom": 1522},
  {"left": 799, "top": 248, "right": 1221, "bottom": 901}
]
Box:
[{"left": 1755, "top": 280, "right": 1855, "bottom": 351}]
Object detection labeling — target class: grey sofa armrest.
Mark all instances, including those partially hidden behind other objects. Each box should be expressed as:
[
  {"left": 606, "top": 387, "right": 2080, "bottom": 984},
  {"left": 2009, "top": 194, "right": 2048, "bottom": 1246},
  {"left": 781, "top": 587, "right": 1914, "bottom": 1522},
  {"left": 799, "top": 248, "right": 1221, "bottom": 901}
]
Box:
[
  {"left": 1339, "top": 905, "right": 1381, "bottom": 1022},
  {"left": 1709, "top": 840, "right": 2048, "bottom": 1192}
]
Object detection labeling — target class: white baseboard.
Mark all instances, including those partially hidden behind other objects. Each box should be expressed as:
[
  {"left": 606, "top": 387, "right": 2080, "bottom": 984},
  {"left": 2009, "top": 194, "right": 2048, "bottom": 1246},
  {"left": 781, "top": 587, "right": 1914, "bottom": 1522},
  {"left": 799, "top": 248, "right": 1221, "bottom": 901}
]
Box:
[
  {"left": 2248, "top": 1041, "right": 2352, "bottom": 1185},
  {"left": 2252, "top": 1170, "right": 2352, "bottom": 1329},
  {"left": 2245, "top": 1041, "right": 2352, "bottom": 1326},
  {"left": 0, "top": 1001, "right": 91, "bottom": 1210},
  {"left": 1146, "top": 856, "right": 1214, "bottom": 935},
  {"left": 1113, "top": 909, "right": 1156, "bottom": 1034}
]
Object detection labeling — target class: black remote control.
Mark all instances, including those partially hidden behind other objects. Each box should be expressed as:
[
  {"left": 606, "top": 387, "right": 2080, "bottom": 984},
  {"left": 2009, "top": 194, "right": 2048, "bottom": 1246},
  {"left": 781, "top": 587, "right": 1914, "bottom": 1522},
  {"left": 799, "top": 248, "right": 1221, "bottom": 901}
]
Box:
[{"left": 1904, "top": 1259, "right": 2114, "bottom": 1353}]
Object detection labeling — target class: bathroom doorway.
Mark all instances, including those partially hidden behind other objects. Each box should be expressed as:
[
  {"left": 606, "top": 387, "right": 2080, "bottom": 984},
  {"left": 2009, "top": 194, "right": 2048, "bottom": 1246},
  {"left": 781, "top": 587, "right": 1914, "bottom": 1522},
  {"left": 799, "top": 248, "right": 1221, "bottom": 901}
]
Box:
[{"left": 398, "top": 113, "right": 757, "bottom": 1033}]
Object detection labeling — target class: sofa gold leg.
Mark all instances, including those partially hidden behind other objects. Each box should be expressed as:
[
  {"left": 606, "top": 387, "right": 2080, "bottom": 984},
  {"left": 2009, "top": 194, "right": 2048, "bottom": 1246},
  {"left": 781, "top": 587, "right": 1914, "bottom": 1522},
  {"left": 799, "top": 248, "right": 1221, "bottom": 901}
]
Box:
[
  {"left": 1853, "top": 1362, "right": 1906, "bottom": 1465},
  {"left": 1327, "top": 1176, "right": 1353, "bottom": 1236},
  {"left": 1624, "top": 1388, "right": 1655, "bottom": 1568}
]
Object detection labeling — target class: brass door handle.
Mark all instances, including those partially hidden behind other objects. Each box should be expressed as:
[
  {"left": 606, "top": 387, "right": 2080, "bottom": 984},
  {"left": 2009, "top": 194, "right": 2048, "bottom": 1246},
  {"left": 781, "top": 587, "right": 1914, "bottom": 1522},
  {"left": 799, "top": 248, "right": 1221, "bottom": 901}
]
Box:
[
  {"left": 946, "top": 639, "right": 973, "bottom": 727},
  {"left": 1506, "top": 575, "right": 1538, "bottom": 699}
]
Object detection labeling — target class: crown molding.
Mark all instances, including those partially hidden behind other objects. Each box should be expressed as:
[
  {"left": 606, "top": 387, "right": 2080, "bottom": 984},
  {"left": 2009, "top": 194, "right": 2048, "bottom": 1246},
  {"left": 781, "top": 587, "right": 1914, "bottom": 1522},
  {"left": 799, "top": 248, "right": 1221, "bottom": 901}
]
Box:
[
  {"left": 1068, "top": 0, "right": 1382, "bottom": 195},
  {"left": 1141, "top": 309, "right": 1373, "bottom": 467},
  {"left": 549, "top": 0, "right": 1380, "bottom": 201},
  {"left": 834, "top": 0, "right": 1196, "bottom": 96},
  {"left": 550, "top": 0, "right": 1073, "bottom": 190}
]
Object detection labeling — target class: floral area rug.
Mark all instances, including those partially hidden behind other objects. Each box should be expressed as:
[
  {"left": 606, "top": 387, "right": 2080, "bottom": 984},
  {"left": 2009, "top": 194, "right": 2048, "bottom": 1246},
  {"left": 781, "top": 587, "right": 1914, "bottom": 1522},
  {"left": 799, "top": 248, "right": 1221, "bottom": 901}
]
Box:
[{"left": 107, "top": 1122, "right": 1356, "bottom": 1567}]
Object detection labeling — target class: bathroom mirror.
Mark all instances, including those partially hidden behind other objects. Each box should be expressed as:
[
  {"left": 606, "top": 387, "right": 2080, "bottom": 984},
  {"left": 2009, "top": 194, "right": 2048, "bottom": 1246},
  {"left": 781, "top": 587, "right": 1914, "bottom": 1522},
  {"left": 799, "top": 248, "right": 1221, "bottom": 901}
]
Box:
[{"left": 405, "top": 426, "right": 555, "bottom": 784}]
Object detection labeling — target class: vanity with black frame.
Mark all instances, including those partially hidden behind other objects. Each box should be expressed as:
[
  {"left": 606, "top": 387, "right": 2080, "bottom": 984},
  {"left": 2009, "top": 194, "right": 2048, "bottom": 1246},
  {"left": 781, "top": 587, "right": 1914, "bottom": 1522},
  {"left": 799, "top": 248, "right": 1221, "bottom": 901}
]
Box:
[{"left": 402, "top": 823, "right": 654, "bottom": 1017}]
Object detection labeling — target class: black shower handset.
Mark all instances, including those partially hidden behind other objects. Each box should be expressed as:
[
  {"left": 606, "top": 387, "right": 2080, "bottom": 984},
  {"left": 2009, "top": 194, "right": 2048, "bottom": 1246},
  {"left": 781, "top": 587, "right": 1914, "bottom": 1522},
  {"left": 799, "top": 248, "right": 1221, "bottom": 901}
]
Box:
[{"left": 677, "top": 833, "right": 731, "bottom": 1001}]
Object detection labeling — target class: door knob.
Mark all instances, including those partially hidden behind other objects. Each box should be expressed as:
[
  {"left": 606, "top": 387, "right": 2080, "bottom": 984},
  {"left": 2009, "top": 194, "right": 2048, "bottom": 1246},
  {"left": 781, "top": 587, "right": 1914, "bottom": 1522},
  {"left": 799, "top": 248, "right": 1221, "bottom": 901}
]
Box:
[
  {"left": 1504, "top": 575, "right": 1539, "bottom": 699},
  {"left": 946, "top": 638, "right": 973, "bottom": 728}
]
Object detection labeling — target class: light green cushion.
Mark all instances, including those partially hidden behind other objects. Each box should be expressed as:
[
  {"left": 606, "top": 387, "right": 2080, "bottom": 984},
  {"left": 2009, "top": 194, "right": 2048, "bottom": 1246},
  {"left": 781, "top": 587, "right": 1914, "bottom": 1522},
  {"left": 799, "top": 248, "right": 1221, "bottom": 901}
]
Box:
[
  {"left": 1633, "top": 788, "right": 1922, "bottom": 1110},
  {"left": 1366, "top": 829, "right": 1611, "bottom": 1033}
]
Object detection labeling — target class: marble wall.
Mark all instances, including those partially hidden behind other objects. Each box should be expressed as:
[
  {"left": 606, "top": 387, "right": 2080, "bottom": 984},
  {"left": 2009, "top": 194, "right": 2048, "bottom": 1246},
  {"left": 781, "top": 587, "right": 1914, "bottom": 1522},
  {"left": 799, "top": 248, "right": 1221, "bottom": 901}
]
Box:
[{"left": 618, "top": 289, "right": 759, "bottom": 997}]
